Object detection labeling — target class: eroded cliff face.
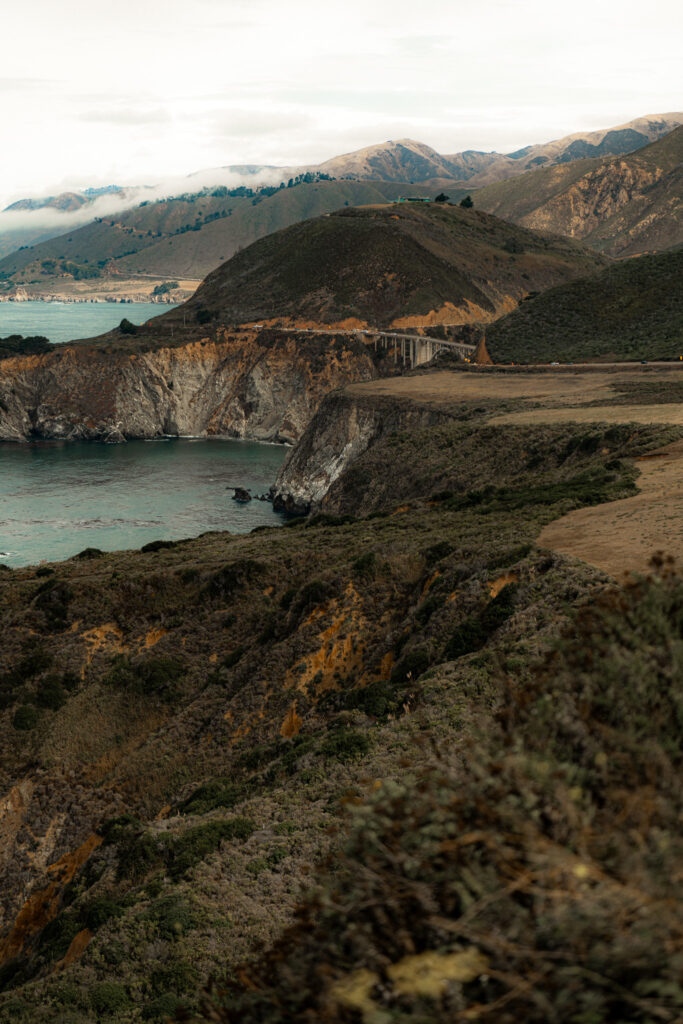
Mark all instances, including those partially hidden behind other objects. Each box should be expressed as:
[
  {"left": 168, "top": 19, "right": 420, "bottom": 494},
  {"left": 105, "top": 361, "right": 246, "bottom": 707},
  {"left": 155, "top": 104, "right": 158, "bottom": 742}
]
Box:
[
  {"left": 272, "top": 388, "right": 452, "bottom": 514},
  {"left": 518, "top": 160, "right": 671, "bottom": 254},
  {"left": 0, "top": 330, "right": 378, "bottom": 444}
]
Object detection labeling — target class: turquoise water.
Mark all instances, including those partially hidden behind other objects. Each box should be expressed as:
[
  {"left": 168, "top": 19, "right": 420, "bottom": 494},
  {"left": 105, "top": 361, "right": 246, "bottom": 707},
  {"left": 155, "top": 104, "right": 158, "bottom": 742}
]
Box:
[
  {"left": 0, "top": 439, "right": 286, "bottom": 567},
  {"left": 0, "top": 301, "right": 174, "bottom": 345}
]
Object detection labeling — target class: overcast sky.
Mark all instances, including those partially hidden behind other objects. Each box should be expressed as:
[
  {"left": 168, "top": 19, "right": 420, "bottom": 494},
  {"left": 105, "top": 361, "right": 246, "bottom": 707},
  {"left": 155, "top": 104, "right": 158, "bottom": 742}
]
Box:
[{"left": 2, "top": 0, "right": 681, "bottom": 206}]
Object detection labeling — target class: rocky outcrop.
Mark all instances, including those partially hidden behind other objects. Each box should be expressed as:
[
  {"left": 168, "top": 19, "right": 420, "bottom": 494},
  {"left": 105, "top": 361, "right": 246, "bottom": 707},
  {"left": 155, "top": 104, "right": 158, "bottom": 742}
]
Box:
[
  {"left": 0, "top": 329, "right": 378, "bottom": 444},
  {"left": 518, "top": 159, "right": 665, "bottom": 244},
  {"left": 272, "top": 388, "right": 452, "bottom": 515}
]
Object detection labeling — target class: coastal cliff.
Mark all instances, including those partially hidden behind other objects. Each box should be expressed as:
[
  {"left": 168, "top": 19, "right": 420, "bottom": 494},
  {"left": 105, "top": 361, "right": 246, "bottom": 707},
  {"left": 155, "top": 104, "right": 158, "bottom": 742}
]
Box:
[
  {"left": 272, "top": 386, "right": 453, "bottom": 514},
  {"left": 0, "top": 329, "right": 378, "bottom": 444}
]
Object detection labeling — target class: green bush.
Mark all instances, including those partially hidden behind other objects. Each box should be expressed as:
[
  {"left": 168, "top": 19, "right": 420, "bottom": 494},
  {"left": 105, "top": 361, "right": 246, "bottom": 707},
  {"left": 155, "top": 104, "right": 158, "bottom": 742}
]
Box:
[
  {"left": 73, "top": 547, "right": 104, "bottom": 560},
  {"left": 89, "top": 981, "right": 130, "bottom": 1015},
  {"left": 35, "top": 674, "right": 67, "bottom": 710},
  {"left": 104, "top": 655, "right": 185, "bottom": 703},
  {"left": 142, "top": 992, "right": 183, "bottom": 1021},
  {"left": 390, "top": 647, "right": 430, "bottom": 684},
  {"left": 167, "top": 818, "right": 254, "bottom": 879},
  {"left": 320, "top": 727, "right": 370, "bottom": 762},
  {"left": 146, "top": 896, "right": 196, "bottom": 939},
  {"left": 119, "top": 318, "right": 138, "bottom": 336},
  {"left": 351, "top": 551, "right": 377, "bottom": 579},
  {"left": 82, "top": 897, "right": 124, "bottom": 931},
  {"left": 12, "top": 705, "right": 39, "bottom": 731},
  {"left": 177, "top": 779, "right": 246, "bottom": 816},
  {"left": 33, "top": 578, "right": 73, "bottom": 631}
]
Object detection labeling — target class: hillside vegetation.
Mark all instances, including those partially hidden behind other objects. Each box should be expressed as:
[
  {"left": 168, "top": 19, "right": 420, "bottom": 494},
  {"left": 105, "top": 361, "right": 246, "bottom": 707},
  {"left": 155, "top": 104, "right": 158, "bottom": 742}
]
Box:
[
  {"left": 487, "top": 247, "right": 683, "bottom": 363},
  {"left": 0, "top": 389, "right": 681, "bottom": 1023},
  {"left": 477, "top": 127, "right": 683, "bottom": 256},
  {"left": 158, "top": 203, "right": 606, "bottom": 331},
  {"left": 0, "top": 181, "right": 460, "bottom": 291}
]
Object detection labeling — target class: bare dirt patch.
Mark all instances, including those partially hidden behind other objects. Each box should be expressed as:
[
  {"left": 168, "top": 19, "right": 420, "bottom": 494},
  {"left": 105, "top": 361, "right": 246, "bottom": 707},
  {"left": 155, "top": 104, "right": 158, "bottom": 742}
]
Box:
[
  {"left": 347, "top": 367, "right": 683, "bottom": 577},
  {"left": 539, "top": 439, "right": 683, "bottom": 578},
  {"left": 347, "top": 367, "right": 683, "bottom": 410}
]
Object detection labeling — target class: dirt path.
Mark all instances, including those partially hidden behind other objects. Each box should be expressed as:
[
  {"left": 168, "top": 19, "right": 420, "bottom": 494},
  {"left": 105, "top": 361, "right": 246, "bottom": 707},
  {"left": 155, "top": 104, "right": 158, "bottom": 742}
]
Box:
[
  {"left": 539, "top": 440, "right": 683, "bottom": 578},
  {"left": 348, "top": 367, "right": 683, "bottom": 578}
]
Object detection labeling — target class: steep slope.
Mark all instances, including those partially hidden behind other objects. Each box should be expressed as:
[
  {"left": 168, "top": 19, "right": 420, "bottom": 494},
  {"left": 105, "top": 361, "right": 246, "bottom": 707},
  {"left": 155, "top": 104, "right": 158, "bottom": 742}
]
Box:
[
  {"left": 477, "top": 126, "right": 683, "bottom": 256},
  {"left": 0, "top": 330, "right": 379, "bottom": 443},
  {"left": 0, "top": 378, "right": 681, "bottom": 1024},
  {"left": 163, "top": 203, "right": 607, "bottom": 330},
  {"left": 486, "top": 247, "right": 683, "bottom": 363}
]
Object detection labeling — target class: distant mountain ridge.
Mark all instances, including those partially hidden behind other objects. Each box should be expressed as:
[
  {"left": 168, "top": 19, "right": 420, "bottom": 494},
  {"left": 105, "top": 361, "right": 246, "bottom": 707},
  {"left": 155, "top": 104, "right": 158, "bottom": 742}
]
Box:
[
  {"left": 0, "top": 112, "right": 679, "bottom": 287},
  {"left": 304, "top": 113, "right": 682, "bottom": 185},
  {"left": 476, "top": 126, "right": 683, "bottom": 256}
]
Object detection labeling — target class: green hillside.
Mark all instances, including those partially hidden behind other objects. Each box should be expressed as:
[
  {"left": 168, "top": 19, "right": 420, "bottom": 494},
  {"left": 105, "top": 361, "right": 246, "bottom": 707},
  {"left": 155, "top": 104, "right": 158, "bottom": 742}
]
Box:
[
  {"left": 157, "top": 203, "right": 606, "bottom": 331},
  {"left": 0, "top": 181, "right": 466, "bottom": 290},
  {"left": 486, "top": 247, "right": 683, "bottom": 362}
]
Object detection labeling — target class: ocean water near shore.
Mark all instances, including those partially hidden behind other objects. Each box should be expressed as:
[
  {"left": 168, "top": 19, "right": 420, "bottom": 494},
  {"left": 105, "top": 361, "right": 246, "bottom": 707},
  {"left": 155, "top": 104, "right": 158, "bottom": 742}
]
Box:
[
  {"left": 0, "top": 300, "right": 175, "bottom": 345},
  {"left": 0, "top": 438, "right": 286, "bottom": 568}
]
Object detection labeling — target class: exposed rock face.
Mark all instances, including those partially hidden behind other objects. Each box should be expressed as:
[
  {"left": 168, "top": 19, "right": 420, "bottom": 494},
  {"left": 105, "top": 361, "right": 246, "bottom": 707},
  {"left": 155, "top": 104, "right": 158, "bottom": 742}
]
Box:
[
  {"left": 272, "top": 389, "right": 452, "bottom": 514},
  {"left": 477, "top": 126, "right": 683, "bottom": 257},
  {"left": 518, "top": 159, "right": 664, "bottom": 242},
  {"left": 0, "top": 330, "right": 378, "bottom": 444}
]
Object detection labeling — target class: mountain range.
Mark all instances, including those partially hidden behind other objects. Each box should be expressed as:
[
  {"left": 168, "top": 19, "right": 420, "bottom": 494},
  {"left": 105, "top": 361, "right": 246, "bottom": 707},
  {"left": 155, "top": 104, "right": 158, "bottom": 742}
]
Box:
[
  {"left": 0, "top": 111, "right": 679, "bottom": 286},
  {"left": 477, "top": 125, "right": 683, "bottom": 256}
]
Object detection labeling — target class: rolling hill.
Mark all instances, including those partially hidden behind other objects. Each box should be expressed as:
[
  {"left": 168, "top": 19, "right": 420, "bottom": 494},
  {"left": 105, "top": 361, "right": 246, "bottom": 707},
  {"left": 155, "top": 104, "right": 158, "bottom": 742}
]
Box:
[
  {"left": 486, "top": 246, "right": 683, "bottom": 363},
  {"left": 156, "top": 202, "right": 607, "bottom": 331},
  {"left": 476, "top": 126, "right": 683, "bottom": 256},
  {"left": 0, "top": 113, "right": 678, "bottom": 291},
  {"left": 0, "top": 181, "right": 462, "bottom": 295}
]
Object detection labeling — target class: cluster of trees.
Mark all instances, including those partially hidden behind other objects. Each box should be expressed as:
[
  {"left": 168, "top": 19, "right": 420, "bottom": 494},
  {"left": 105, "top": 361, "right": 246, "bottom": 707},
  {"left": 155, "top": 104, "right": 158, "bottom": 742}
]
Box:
[
  {"left": 0, "top": 334, "right": 51, "bottom": 360},
  {"left": 435, "top": 193, "right": 474, "bottom": 207},
  {"left": 40, "top": 258, "right": 101, "bottom": 280}
]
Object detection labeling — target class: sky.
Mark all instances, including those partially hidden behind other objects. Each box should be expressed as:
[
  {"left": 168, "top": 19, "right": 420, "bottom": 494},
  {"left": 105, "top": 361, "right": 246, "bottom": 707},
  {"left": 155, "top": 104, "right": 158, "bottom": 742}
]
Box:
[{"left": 1, "top": 0, "right": 681, "bottom": 207}]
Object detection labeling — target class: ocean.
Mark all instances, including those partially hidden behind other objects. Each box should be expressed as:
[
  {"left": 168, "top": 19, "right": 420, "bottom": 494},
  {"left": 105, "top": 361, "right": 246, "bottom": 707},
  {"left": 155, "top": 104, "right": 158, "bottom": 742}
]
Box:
[
  {"left": 0, "top": 300, "right": 174, "bottom": 345},
  {"left": 0, "top": 438, "right": 287, "bottom": 568}
]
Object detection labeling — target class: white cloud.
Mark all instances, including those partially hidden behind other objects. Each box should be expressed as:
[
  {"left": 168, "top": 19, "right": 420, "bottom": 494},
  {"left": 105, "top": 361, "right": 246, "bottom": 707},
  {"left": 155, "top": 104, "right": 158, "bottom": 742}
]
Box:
[{"left": 0, "top": 0, "right": 681, "bottom": 206}]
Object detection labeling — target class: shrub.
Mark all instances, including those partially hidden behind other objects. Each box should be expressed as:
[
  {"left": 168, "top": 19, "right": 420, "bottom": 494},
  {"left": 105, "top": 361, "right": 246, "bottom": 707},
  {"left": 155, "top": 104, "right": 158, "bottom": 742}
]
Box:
[
  {"left": 12, "top": 705, "right": 39, "bottom": 731},
  {"left": 33, "top": 677, "right": 66, "bottom": 711},
  {"left": 142, "top": 993, "right": 183, "bottom": 1021},
  {"left": 177, "top": 780, "right": 246, "bottom": 816},
  {"left": 73, "top": 547, "right": 104, "bottom": 560},
  {"left": 119, "top": 318, "right": 138, "bottom": 335},
  {"left": 146, "top": 896, "right": 196, "bottom": 939},
  {"left": 320, "top": 727, "right": 370, "bottom": 763},
  {"left": 141, "top": 539, "right": 178, "bottom": 553},
  {"left": 391, "top": 647, "right": 430, "bottom": 684},
  {"left": 104, "top": 655, "right": 185, "bottom": 702},
  {"left": 167, "top": 818, "right": 254, "bottom": 879},
  {"left": 90, "top": 981, "right": 130, "bottom": 1015},
  {"left": 33, "top": 578, "right": 73, "bottom": 631},
  {"left": 82, "top": 897, "right": 124, "bottom": 931},
  {"left": 352, "top": 551, "right": 377, "bottom": 579},
  {"left": 204, "top": 559, "right": 265, "bottom": 600}
]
